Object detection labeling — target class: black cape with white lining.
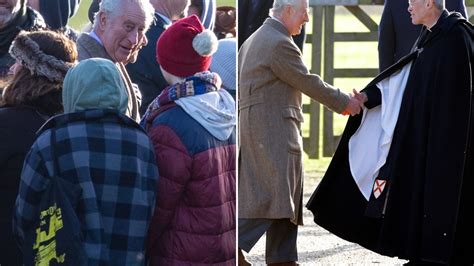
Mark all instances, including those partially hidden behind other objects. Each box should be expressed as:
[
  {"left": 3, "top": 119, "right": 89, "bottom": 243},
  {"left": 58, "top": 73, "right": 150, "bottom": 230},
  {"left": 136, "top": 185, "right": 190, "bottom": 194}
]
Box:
[{"left": 307, "top": 11, "right": 473, "bottom": 264}]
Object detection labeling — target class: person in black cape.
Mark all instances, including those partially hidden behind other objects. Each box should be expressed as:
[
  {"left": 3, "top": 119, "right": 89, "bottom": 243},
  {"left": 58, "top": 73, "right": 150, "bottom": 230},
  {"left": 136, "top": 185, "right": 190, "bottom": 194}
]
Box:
[{"left": 307, "top": 0, "right": 473, "bottom": 264}]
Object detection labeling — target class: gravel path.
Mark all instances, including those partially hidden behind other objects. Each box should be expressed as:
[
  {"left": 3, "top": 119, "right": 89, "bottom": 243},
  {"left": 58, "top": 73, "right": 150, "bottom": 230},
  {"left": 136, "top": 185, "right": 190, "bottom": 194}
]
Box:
[{"left": 242, "top": 172, "right": 407, "bottom": 265}]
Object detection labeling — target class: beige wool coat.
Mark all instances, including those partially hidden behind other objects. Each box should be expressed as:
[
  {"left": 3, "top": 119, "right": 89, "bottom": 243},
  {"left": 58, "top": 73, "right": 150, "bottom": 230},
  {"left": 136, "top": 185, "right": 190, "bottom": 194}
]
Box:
[{"left": 238, "top": 18, "right": 349, "bottom": 225}]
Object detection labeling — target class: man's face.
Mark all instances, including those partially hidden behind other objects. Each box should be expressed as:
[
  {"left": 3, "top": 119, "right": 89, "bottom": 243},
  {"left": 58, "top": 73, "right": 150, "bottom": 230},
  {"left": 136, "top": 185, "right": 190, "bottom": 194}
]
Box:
[
  {"left": 0, "top": 0, "right": 21, "bottom": 28},
  {"left": 284, "top": 0, "right": 309, "bottom": 36},
  {"left": 98, "top": 1, "right": 147, "bottom": 63},
  {"left": 408, "top": 0, "right": 429, "bottom": 25}
]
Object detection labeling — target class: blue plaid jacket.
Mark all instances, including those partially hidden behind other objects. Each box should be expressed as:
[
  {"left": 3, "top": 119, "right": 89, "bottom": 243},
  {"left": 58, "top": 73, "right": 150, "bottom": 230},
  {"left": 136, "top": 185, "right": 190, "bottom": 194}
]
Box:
[{"left": 14, "top": 109, "right": 158, "bottom": 265}]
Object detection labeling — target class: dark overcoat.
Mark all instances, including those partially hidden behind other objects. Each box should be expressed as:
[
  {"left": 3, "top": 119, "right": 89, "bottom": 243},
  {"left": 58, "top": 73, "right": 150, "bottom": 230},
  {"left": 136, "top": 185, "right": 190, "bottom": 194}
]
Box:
[{"left": 0, "top": 106, "right": 48, "bottom": 265}]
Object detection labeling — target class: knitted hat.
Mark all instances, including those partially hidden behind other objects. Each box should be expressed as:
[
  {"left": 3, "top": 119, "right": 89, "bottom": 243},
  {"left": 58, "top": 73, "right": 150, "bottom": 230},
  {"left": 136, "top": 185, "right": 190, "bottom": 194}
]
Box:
[
  {"left": 156, "top": 15, "right": 218, "bottom": 78},
  {"left": 209, "top": 38, "right": 236, "bottom": 92}
]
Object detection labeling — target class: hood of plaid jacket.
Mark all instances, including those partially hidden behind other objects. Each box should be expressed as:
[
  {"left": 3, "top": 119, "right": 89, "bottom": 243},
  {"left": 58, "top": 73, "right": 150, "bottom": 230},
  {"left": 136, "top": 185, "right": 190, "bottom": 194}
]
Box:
[{"left": 62, "top": 58, "right": 128, "bottom": 114}]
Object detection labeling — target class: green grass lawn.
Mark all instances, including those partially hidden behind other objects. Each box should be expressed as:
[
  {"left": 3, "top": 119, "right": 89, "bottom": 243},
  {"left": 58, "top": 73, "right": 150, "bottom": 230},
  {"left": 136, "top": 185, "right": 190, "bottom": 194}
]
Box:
[
  {"left": 68, "top": 0, "right": 91, "bottom": 31},
  {"left": 218, "top": 0, "right": 236, "bottom": 6},
  {"left": 69, "top": 0, "right": 236, "bottom": 31}
]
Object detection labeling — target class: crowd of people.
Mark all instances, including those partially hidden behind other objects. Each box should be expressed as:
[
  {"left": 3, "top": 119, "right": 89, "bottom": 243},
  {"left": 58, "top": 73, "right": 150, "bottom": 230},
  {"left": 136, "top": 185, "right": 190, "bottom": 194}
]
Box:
[{"left": 0, "top": 0, "right": 236, "bottom": 265}]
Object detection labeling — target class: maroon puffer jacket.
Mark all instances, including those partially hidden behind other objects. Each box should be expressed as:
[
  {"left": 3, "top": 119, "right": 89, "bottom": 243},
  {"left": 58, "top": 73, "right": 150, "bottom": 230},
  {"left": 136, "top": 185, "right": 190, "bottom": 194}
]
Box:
[{"left": 146, "top": 104, "right": 236, "bottom": 265}]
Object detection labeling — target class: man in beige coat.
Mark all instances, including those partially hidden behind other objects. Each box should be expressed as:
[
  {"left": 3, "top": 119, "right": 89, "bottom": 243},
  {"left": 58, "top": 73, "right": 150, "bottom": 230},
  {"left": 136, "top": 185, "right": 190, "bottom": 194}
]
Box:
[{"left": 238, "top": 0, "right": 362, "bottom": 264}]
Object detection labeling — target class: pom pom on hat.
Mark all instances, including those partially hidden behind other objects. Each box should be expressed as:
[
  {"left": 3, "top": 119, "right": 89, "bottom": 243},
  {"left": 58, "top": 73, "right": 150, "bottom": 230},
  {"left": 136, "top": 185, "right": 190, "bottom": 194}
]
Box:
[
  {"left": 157, "top": 15, "right": 218, "bottom": 77},
  {"left": 192, "top": 29, "right": 218, "bottom": 56}
]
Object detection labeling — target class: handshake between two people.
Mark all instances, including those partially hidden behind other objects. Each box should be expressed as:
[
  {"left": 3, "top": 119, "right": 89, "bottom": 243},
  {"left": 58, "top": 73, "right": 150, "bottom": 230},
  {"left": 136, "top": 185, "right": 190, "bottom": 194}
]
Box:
[{"left": 341, "top": 89, "right": 368, "bottom": 116}]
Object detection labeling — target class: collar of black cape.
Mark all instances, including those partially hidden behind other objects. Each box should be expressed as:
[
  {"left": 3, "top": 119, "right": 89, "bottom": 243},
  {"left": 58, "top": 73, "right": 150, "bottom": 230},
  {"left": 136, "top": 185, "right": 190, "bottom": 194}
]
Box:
[
  {"left": 417, "top": 10, "right": 469, "bottom": 48},
  {"left": 429, "top": 10, "right": 470, "bottom": 35}
]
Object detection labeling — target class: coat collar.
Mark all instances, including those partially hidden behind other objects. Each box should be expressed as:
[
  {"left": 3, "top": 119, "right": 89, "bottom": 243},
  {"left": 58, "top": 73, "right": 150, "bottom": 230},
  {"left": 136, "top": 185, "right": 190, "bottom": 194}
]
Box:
[
  {"left": 38, "top": 109, "right": 144, "bottom": 135},
  {"left": 264, "top": 18, "right": 290, "bottom": 37},
  {"left": 77, "top": 33, "right": 112, "bottom": 61},
  {"left": 415, "top": 10, "right": 467, "bottom": 49}
]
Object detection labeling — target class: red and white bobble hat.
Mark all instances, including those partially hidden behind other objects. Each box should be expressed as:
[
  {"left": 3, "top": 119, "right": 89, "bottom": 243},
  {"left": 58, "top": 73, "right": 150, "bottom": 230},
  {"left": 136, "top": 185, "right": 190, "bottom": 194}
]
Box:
[{"left": 156, "top": 15, "right": 218, "bottom": 78}]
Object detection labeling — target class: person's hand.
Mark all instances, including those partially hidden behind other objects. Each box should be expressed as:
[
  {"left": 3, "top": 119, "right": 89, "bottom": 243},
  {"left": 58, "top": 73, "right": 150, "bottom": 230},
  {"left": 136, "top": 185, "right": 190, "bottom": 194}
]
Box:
[
  {"left": 342, "top": 89, "right": 367, "bottom": 116},
  {"left": 352, "top": 88, "right": 368, "bottom": 108},
  {"left": 342, "top": 93, "right": 362, "bottom": 116}
]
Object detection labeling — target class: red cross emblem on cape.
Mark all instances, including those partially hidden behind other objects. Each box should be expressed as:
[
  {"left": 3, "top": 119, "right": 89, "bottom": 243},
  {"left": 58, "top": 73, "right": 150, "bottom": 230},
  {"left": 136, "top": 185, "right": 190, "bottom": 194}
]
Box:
[{"left": 373, "top": 179, "right": 386, "bottom": 199}]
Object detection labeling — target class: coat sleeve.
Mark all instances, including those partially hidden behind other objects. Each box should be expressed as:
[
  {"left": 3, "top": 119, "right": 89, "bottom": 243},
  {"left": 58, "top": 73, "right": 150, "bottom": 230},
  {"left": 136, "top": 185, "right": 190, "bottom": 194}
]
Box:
[
  {"left": 146, "top": 124, "right": 192, "bottom": 250},
  {"left": 270, "top": 39, "right": 349, "bottom": 113},
  {"left": 362, "top": 83, "right": 382, "bottom": 109},
  {"left": 378, "top": 0, "right": 395, "bottom": 72},
  {"left": 13, "top": 134, "right": 51, "bottom": 246}
]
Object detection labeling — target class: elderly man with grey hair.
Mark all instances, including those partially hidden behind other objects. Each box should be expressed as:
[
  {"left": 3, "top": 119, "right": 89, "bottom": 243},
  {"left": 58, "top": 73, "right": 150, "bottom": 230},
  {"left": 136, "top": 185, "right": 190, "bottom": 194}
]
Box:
[
  {"left": 238, "top": 0, "right": 362, "bottom": 264},
  {"left": 76, "top": 0, "right": 154, "bottom": 122},
  {"left": 307, "top": 0, "right": 473, "bottom": 265}
]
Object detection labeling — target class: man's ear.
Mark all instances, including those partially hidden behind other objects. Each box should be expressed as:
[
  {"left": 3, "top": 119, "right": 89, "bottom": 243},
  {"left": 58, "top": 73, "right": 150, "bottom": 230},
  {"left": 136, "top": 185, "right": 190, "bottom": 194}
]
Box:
[
  {"left": 425, "top": 0, "right": 434, "bottom": 9},
  {"left": 141, "top": 34, "right": 149, "bottom": 47},
  {"left": 285, "top": 5, "right": 294, "bottom": 15},
  {"left": 98, "top": 11, "right": 107, "bottom": 30}
]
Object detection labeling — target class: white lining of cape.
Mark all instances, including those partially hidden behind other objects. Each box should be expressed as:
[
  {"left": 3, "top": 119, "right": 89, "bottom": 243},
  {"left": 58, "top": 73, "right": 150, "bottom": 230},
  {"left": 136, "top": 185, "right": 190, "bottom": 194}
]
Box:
[{"left": 349, "top": 62, "right": 412, "bottom": 200}]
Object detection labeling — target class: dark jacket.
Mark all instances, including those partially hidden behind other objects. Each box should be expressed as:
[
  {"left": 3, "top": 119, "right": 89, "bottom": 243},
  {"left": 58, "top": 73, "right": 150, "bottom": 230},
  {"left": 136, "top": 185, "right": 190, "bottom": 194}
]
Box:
[
  {"left": 39, "top": 0, "right": 79, "bottom": 29},
  {"left": 39, "top": 0, "right": 80, "bottom": 40},
  {"left": 378, "top": 0, "right": 467, "bottom": 71},
  {"left": 309, "top": 12, "right": 473, "bottom": 264},
  {"left": 0, "top": 7, "right": 45, "bottom": 78},
  {"left": 0, "top": 106, "right": 49, "bottom": 265},
  {"left": 126, "top": 13, "right": 169, "bottom": 116}
]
